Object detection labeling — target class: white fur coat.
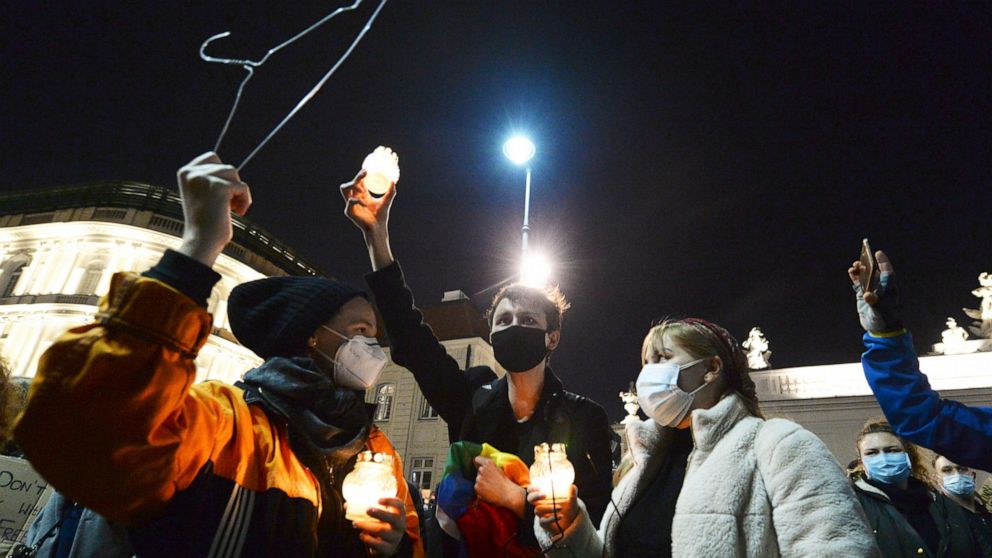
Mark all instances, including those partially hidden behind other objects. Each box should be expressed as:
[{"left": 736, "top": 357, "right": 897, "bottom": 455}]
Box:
[{"left": 536, "top": 394, "right": 881, "bottom": 557}]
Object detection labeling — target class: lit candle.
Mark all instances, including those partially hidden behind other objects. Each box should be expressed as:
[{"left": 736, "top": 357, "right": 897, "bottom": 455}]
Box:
[
  {"left": 342, "top": 451, "right": 398, "bottom": 521},
  {"left": 361, "top": 146, "right": 400, "bottom": 197},
  {"left": 529, "top": 443, "right": 575, "bottom": 503}
]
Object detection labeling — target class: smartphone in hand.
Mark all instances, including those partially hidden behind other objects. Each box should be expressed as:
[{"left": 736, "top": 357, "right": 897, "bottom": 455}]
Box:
[{"left": 859, "top": 238, "right": 879, "bottom": 294}]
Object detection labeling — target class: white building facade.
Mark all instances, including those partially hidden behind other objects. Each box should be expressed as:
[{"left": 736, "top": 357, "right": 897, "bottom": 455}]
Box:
[
  {"left": 364, "top": 290, "right": 502, "bottom": 497},
  {"left": 370, "top": 338, "right": 500, "bottom": 496},
  {"left": 0, "top": 181, "right": 500, "bottom": 497},
  {"left": 752, "top": 350, "right": 992, "bottom": 466},
  {"left": 0, "top": 182, "right": 322, "bottom": 383}
]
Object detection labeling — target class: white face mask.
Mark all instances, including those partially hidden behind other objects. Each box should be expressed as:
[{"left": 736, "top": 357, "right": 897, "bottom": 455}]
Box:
[
  {"left": 636, "top": 357, "right": 708, "bottom": 427},
  {"left": 313, "top": 326, "right": 388, "bottom": 390}
]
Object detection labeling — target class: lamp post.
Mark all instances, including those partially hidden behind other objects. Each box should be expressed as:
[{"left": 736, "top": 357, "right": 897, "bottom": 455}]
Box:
[{"left": 502, "top": 136, "right": 536, "bottom": 253}]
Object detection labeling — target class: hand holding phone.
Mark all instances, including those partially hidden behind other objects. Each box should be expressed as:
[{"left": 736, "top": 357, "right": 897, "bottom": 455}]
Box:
[
  {"left": 859, "top": 239, "right": 880, "bottom": 304},
  {"left": 849, "top": 243, "right": 904, "bottom": 333}
]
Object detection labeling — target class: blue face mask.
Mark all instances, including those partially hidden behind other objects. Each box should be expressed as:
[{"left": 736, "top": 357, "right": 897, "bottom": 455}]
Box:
[
  {"left": 863, "top": 452, "right": 911, "bottom": 485},
  {"left": 943, "top": 473, "right": 976, "bottom": 497}
]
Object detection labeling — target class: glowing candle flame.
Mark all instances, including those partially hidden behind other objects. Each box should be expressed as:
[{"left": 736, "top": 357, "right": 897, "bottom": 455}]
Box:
[
  {"left": 362, "top": 146, "right": 400, "bottom": 197},
  {"left": 529, "top": 443, "right": 575, "bottom": 503},
  {"left": 342, "top": 451, "right": 398, "bottom": 521}
]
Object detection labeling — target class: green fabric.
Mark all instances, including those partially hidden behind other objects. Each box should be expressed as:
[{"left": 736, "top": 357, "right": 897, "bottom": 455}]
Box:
[{"left": 443, "top": 441, "right": 529, "bottom": 485}]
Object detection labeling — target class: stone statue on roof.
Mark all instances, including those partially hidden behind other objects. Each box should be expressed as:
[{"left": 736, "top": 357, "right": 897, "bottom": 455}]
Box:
[
  {"left": 962, "top": 272, "right": 992, "bottom": 341},
  {"left": 742, "top": 327, "right": 771, "bottom": 370},
  {"left": 940, "top": 317, "right": 970, "bottom": 355},
  {"left": 619, "top": 381, "right": 640, "bottom": 424}
]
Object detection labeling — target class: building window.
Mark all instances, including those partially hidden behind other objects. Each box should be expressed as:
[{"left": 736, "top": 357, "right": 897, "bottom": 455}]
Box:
[
  {"left": 207, "top": 285, "right": 222, "bottom": 316},
  {"left": 374, "top": 383, "right": 395, "bottom": 421},
  {"left": 1, "top": 263, "right": 27, "bottom": 298},
  {"left": 76, "top": 261, "right": 105, "bottom": 295},
  {"left": 418, "top": 396, "right": 440, "bottom": 420},
  {"left": 409, "top": 457, "right": 434, "bottom": 491}
]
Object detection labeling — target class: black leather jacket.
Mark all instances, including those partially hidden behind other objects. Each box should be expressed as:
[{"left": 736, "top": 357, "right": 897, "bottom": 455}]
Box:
[{"left": 365, "top": 262, "right": 613, "bottom": 529}]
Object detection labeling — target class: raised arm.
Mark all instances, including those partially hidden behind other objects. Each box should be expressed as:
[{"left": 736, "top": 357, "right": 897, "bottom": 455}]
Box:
[
  {"left": 861, "top": 332, "right": 992, "bottom": 470},
  {"left": 850, "top": 250, "right": 992, "bottom": 471},
  {"left": 13, "top": 153, "right": 252, "bottom": 524},
  {"left": 341, "top": 170, "right": 479, "bottom": 433},
  {"left": 340, "top": 168, "right": 395, "bottom": 272}
]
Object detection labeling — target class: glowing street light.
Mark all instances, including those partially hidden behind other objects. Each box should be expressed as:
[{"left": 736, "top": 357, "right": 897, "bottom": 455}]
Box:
[
  {"left": 519, "top": 251, "right": 552, "bottom": 288},
  {"left": 503, "top": 135, "right": 550, "bottom": 286},
  {"left": 502, "top": 136, "right": 536, "bottom": 166}
]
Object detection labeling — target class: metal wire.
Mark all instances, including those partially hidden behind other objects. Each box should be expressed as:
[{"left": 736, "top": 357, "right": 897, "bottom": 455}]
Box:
[{"left": 199, "top": 0, "right": 389, "bottom": 170}]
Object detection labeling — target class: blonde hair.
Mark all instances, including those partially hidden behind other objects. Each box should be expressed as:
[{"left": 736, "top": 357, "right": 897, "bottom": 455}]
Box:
[
  {"left": 856, "top": 418, "right": 931, "bottom": 485},
  {"left": 642, "top": 319, "right": 763, "bottom": 419}
]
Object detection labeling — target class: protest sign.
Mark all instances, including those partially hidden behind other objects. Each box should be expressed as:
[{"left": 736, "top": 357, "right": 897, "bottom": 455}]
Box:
[{"left": 0, "top": 455, "right": 53, "bottom": 549}]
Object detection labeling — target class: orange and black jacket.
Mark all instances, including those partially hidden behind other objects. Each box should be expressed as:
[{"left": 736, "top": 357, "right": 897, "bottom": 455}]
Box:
[{"left": 14, "top": 254, "right": 423, "bottom": 557}]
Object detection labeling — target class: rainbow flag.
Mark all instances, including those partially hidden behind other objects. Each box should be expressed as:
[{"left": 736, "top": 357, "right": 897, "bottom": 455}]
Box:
[{"left": 435, "top": 442, "right": 538, "bottom": 558}]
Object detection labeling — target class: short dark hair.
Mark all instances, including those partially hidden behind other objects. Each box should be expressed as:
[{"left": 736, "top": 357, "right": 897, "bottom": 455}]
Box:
[{"left": 487, "top": 283, "right": 570, "bottom": 333}]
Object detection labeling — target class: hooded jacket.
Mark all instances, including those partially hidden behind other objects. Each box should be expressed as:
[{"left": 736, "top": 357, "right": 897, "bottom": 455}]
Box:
[
  {"left": 14, "top": 270, "right": 423, "bottom": 557},
  {"left": 537, "top": 394, "right": 881, "bottom": 557}
]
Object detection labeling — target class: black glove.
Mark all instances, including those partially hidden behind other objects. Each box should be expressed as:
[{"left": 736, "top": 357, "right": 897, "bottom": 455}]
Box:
[{"left": 854, "top": 270, "right": 904, "bottom": 334}]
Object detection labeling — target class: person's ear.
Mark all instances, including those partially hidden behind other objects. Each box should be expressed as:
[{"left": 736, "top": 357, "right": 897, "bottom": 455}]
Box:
[
  {"left": 703, "top": 356, "right": 723, "bottom": 383},
  {"left": 307, "top": 336, "right": 317, "bottom": 349},
  {"left": 547, "top": 330, "right": 561, "bottom": 352}
]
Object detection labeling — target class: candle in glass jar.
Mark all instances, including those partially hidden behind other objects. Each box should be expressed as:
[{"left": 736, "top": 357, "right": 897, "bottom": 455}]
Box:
[
  {"left": 361, "top": 146, "right": 400, "bottom": 197},
  {"left": 342, "top": 451, "right": 398, "bottom": 521},
  {"left": 529, "top": 442, "right": 575, "bottom": 503}
]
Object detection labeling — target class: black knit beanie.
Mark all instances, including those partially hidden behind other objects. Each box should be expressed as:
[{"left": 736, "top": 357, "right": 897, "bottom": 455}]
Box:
[{"left": 228, "top": 276, "right": 366, "bottom": 359}]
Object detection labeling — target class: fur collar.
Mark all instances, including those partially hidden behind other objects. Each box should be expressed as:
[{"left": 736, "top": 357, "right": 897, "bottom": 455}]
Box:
[
  {"left": 624, "top": 416, "right": 671, "bottom": 465},
  {"left": 689, "top": 393, "right": 751, "bottom": 451}
]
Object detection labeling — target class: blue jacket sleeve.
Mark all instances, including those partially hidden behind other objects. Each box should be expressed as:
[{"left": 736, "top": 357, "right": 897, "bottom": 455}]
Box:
[{"left": 862, "top": 331, "right": 992, "bottom": 470}]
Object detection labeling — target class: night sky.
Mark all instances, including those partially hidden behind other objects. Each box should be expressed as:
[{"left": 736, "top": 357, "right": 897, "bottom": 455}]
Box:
[{"left": 3, "top": 3, "right": 990, "bottom": 421}]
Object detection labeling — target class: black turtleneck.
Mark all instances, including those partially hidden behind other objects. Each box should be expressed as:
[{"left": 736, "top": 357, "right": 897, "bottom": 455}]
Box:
[
  {"left": 615, "top": 427, "right": 694, "bottom": 557},
  {"left": 866, "top": 476, "right": 940, "bottom": 554}
]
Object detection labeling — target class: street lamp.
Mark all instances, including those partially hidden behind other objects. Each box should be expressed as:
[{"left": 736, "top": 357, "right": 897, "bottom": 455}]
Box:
[
  {"left": 519, "top": 251, "right": 551, "bottom": 288},
  {"left": 503, "top": 135, "right": 549, "bottom": 286},
  {"left": 502, "top": 136, "right": 536, "bottom": 254}
]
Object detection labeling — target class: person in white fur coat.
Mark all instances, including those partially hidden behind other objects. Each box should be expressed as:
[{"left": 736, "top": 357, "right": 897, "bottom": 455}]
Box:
[{"left": 529, "top": 318, "right": 881, "bottom": 557}]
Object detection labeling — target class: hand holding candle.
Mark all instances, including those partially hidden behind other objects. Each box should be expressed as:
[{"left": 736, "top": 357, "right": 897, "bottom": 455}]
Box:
[
  {"left": 353, "top": 497, "right": 407, "bottom": 557},
  {"left": 361, "top": 146, "right": 400, "bottom": 197},
  {"left": 528, "top": 484, "right": 579, "bottom": 537},
  {"left": 342, "top": 451, "right": 398, "bottom": 522},
  {"left": 529, "top": 443, "right": 575, "bottom": 503},
  {"left": 340, "top": 150, "right": 399, "bottom": 271}
]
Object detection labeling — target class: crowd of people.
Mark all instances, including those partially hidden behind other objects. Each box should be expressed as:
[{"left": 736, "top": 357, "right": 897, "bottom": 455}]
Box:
[{"left": 0, "top": 152, "right": 988, "bottom": 557}]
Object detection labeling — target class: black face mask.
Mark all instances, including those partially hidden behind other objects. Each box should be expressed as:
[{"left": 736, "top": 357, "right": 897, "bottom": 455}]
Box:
[{"left": 491, "top": 325, "right": 549, "bottom": 373}]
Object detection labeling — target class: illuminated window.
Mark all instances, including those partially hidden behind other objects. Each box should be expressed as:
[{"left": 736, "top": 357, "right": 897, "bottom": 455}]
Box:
[
  {"left": 418, "top": 396, "right": 439, "bottom": 420},
  {"left": 409, "top": 457, "right": 434, "bottom": 491},
  {"left": 374, "top": 383, "right": 395, "bottom": 421},
  {"left": 1, "top": 261, "right": 28, "bottom": 298},
  {"left": 76, "top": 261, "right": 105, "bottom": 295}
]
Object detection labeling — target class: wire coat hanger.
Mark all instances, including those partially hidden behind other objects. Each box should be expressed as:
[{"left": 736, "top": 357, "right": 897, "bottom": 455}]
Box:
[{"left": 199, "top": 0, "right": 389, "bottom": 170}]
